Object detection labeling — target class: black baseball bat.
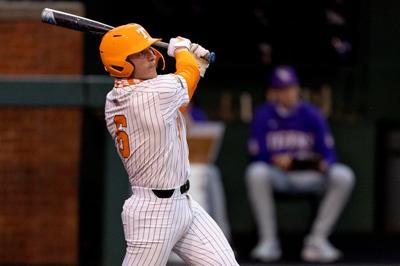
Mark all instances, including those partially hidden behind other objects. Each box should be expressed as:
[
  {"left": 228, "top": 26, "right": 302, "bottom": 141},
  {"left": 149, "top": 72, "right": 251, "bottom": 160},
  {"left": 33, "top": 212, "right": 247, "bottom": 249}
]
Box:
[{"left": 41, "top": 8, "right": 216, "bottom": 63}]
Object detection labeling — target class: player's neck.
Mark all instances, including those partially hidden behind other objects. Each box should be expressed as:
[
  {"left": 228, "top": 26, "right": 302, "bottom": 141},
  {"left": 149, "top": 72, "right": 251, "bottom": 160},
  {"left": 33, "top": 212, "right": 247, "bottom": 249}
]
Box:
[
  {"left": 114, "top": 78, "right": 144, "bottom": 88},
  {"left": 276, "top": 103, "right": 297, "bottom": 117}
]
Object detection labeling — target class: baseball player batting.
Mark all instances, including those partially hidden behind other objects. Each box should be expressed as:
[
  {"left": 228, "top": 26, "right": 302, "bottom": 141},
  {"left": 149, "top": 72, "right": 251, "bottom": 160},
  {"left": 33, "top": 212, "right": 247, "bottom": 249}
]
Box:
[{"left": 100, "top": 23, "right": 238, "bottom": 265}]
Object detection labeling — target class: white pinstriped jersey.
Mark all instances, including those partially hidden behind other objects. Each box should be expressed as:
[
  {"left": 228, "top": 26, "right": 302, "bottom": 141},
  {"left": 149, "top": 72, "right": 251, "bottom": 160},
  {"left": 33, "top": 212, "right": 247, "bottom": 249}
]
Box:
[{"left": 105, "top": 74, "right": 190, "bottom": 189}]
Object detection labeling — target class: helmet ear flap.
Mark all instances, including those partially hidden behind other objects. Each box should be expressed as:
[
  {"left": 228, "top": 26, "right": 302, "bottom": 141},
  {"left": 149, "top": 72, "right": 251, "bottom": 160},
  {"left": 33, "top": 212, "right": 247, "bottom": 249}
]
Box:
[
  {"left": 150, "top": 47, "right": 165, "bottom": 71},
  {"left": 105, "top": 60, "right": 134, "bottom": 78},
  {"left": 121, "top": 61, "right": 135, "bottom": 77}
]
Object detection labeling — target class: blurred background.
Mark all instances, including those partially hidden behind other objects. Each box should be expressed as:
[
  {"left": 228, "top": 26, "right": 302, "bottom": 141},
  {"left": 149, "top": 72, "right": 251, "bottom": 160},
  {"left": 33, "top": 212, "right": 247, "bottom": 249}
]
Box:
[{"left": 1, "top": 0, "right": 400, "bottom": 265}]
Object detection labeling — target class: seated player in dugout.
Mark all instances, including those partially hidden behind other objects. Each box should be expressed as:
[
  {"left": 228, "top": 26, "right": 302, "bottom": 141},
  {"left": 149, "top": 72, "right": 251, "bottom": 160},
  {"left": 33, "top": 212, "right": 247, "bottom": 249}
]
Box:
[
  {"left": 245, "top": 65, "right": 355, "bottom": 263},
  {"left": 99, "top": 23, "right": 238, "bottom": 265}
]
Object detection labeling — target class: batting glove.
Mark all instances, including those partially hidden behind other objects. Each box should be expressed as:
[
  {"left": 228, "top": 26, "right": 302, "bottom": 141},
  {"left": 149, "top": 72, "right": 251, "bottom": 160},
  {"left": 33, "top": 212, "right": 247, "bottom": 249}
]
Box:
[
  {"left": 190, "top": 43, "right": 210, "bottom": 77},
  {"left": 167, "top": 37, "right": 191, "bottom": 57},
  {"left": 190, "top": 43, "right": 210, "bottom": 59}
]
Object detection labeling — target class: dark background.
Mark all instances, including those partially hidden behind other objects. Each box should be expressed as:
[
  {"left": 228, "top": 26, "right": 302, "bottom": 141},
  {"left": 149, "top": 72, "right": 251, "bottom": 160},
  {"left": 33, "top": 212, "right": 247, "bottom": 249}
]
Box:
[{"left": 83, "top": 0, "right": 360, "bottom": 82}]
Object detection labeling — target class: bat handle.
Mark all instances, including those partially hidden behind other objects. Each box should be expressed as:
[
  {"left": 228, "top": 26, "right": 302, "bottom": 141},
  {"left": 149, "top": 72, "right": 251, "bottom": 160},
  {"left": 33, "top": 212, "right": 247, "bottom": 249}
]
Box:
[
  {"left": 154, "top": 41, "right": 215, "bottom": 64},
  {"left": 207, "top": 52, "right": 216, "bottom": 64}
]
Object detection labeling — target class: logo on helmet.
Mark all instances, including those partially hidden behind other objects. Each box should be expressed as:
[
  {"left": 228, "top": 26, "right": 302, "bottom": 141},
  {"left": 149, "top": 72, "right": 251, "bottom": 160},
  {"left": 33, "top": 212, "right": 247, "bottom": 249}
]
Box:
[{"left": 136, "top": 26, "right": 151, "bottom": 40}]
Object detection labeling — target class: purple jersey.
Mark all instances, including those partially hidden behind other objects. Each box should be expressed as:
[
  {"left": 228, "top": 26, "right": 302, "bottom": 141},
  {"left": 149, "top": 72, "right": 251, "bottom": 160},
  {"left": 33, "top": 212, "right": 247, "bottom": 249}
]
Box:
[
  {"left": 189, "top": 105, "right": 208, "bottom": 122},
  {"left": 248, "top": 101, "right": 336, "bottom": 166}
]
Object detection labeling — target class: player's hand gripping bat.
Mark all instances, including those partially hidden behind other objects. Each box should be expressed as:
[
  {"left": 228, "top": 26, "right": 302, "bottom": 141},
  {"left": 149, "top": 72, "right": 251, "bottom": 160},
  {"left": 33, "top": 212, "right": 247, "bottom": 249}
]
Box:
[{"left": 41, "top": 8, "right": 216, "bottom": 64}]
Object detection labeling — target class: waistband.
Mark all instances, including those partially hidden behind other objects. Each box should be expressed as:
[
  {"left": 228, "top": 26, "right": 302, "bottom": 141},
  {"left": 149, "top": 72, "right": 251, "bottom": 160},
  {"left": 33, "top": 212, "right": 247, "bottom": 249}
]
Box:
[{"left": 132, "top": 180, "right": 190, "bottom": 199}]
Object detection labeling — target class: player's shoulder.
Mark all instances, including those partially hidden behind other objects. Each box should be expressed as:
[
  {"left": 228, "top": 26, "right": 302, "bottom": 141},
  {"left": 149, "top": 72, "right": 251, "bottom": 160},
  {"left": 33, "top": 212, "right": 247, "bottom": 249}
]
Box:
[
  {"left": 298, "top": 101, "right": 326, "bottom": 122},
  {"left": 105, "top": 88, "right": 119, "bottom": 102},
  {"left": 254, "top": 102, "right": 276, "bottom": 117},
  {"left": 153, "top": 74, "right": 183, "bottom": 86},
  {"left": 298, "top": 101, "right": 323, "bottom": 116},
  {"left": 143, "top": 74, "right": 186, "bottom": 92}
]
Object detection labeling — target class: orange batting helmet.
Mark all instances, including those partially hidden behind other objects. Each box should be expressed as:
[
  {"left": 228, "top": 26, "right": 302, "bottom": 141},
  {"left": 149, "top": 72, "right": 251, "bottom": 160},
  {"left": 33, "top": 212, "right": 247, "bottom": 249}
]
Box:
[{"left": 99, "top": 23, "right": 165, "bottom": 78}]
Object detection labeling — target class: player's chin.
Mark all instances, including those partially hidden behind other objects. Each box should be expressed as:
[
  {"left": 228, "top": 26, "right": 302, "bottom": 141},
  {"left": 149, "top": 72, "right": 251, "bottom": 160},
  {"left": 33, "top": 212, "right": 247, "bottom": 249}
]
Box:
[
  {"left": 147, "top": 67, "right": 158, "bottom": 79},
  {"left": 150, "top": 62, "right": 158, "bottom": 73}
]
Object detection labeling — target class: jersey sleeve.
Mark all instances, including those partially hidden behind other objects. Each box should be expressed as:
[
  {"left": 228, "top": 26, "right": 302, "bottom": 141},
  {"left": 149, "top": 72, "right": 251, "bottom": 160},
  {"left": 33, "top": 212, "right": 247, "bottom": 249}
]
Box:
[
  {"left": 175, "top": 50, "right": 200, "bottom": 113},
  {"left": 157, "top": 74, "right": 190, "bottom": 123},
  {"left": 158, "top": 50, "right": 200, "bottom": 122},
  {"left": 312, "top": 111, "right": 337, "bottom": 165},
  {"left": 175, "top": 50, "right": 200, "bottom": 101},
  {"left": 248, "top": 108, "right": 271, "bottom": 163}
]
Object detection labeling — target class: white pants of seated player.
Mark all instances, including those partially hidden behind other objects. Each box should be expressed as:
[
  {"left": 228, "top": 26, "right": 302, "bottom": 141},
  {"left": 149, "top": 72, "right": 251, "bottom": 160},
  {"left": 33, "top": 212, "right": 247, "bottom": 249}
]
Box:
[
  {"left": 245, "top": 162, "right": 355, "bottom": 244},
  {"left": 190, "top": 164, "right": 231, "bottom": 240},
  {"left": 122, "top": 187, "right": 238, "bottom": 266},
  {"left": 168, "top": 163, "right": 232, "bottom": 264}
]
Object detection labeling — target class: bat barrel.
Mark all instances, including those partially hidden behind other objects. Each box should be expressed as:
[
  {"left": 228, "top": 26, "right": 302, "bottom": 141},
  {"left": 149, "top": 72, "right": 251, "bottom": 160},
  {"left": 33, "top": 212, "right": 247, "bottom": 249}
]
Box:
[
  {"left": 41, "top": 8, "right": 215, "bottom": 63},
  {"left": 41, "top": 8, "right": 113, "bottom": 35}
]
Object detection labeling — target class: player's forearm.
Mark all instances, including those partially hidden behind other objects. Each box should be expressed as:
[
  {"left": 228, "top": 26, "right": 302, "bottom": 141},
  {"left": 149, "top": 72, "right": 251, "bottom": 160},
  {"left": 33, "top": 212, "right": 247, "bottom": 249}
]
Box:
[
  {"left": 317, "top": 143, "right": 337, "bottom": 167},
  {"left": 324, "top": 154, "right": 337, "bottom": 167},
  {"left": 175, "top": 50, "right": 200, "bottom": 101}
]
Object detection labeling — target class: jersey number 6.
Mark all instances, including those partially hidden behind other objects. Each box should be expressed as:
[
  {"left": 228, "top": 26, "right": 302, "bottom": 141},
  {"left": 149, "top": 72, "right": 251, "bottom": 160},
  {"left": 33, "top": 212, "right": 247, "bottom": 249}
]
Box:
[{"left": 114, "top": 115, "right": 130, "bottom": 158}]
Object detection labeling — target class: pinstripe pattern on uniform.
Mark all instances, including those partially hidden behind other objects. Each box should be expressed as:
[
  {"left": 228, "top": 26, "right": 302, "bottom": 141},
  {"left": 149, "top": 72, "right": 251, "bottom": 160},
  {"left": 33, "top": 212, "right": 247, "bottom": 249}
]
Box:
[
  {"left": 121, "top": 188, "right": 238, "bottom": 266},
  {"left": 122, "top": 188, "right": 192, "bottom": 266},
  {"left": 106, "top": 73, "right": 238, "bottom": 265},
  {"left": 105, "top": 74, "right": 190, "bottom": 189},
  {"left": 172, "top": 198, "right": 238, "bottom": 266}
]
